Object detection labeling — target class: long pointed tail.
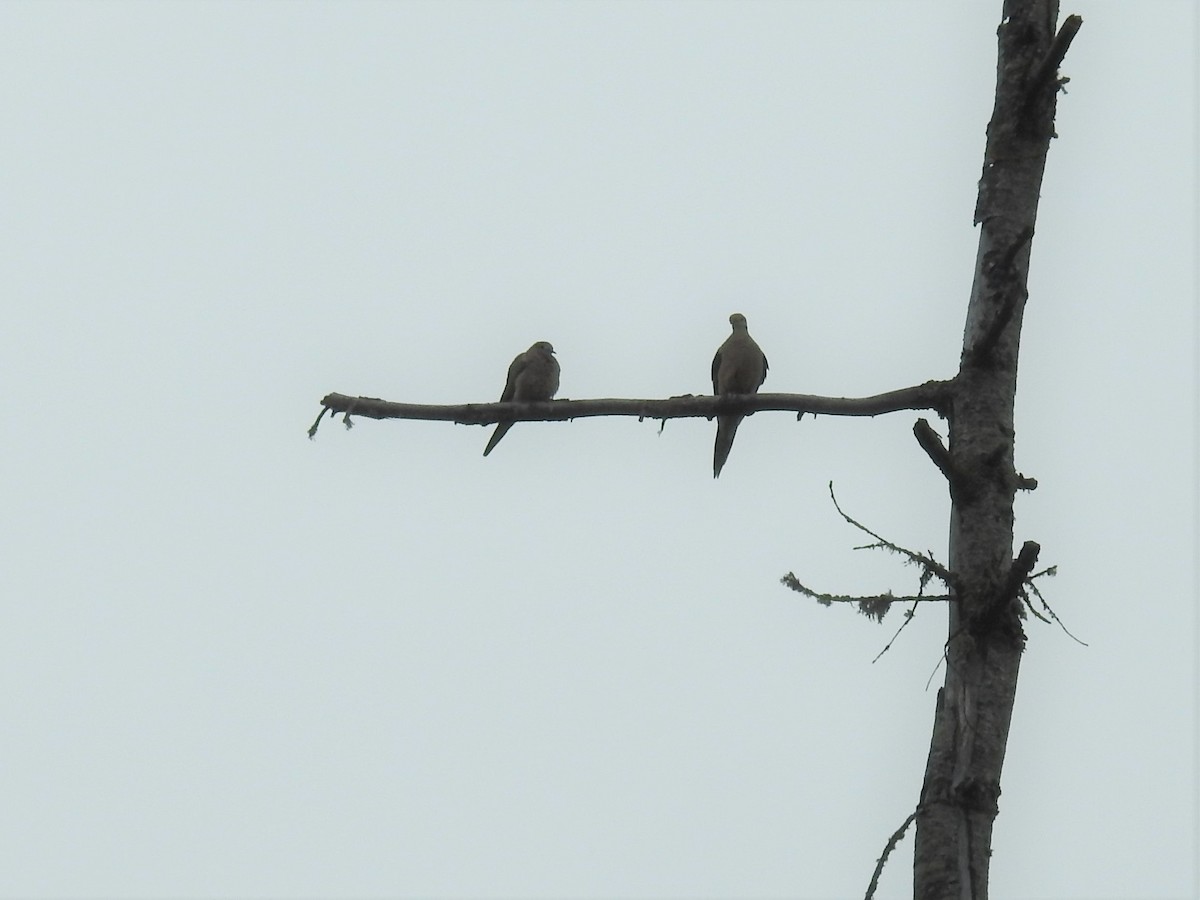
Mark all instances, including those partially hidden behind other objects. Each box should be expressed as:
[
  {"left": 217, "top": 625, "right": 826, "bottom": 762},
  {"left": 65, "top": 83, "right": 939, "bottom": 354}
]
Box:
[
  {"left": 713, "top": 414, "right": 743, "bottom": 478},
  {"left": 483, "top": 422, "right": 513, "bottom": 457}
]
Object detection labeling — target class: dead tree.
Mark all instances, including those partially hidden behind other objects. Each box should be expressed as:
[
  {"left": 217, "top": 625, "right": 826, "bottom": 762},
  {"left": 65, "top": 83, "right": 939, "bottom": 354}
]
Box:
[
  {"left": 310, "top": 2, "right": 1079, "bottom": 896},
  {"left": 908, "top": 4, "right": 1080, "bottom": 898}
]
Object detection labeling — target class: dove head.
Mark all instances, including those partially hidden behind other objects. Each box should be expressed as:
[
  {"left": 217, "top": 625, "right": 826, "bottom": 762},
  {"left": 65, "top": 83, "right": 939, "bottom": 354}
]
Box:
[
  {"left": 531, "top": 341, "right": 555, "bottom": 355},
  {"left": 729, "top": 313, "right": 748, "bottom": 331}
]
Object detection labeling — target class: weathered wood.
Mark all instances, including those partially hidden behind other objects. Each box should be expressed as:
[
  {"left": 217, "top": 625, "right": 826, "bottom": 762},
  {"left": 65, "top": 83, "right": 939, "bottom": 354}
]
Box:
[{"left": 912, "top": 4, "right": 1079, "bottom": 898}]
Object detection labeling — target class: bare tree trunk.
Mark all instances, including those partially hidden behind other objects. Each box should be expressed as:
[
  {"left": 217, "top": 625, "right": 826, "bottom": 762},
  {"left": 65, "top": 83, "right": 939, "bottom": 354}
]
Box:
[{"left": 913, "top": 1, "right": 1078, "bottom": 897}]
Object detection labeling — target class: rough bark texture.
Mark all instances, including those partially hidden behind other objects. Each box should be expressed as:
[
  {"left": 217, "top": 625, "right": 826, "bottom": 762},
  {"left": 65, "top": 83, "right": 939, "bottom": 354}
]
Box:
[{"left": 913, "top": 1, "right": 1070, "bottom": 897}]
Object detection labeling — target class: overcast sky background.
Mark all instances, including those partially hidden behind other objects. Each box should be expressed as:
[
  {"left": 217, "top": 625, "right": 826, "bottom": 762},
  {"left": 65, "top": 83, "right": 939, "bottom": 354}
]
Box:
[{"left": 1, "top": 2, "right": 1195, "bottom": 898}]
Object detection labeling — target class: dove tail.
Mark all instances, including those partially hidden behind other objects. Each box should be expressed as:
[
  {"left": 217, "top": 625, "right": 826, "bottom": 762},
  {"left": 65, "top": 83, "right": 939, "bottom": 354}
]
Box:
[
  {"left": 713, "top": 415, "right": 742, "bottom": 478},
  {"left": 483, "top": 422, "right": 513, "bottom": 457}
]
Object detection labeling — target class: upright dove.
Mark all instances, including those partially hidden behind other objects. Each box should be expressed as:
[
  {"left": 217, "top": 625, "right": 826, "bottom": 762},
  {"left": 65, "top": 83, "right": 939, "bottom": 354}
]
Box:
[
  {"left": 483, "top": 340, "right": 561, "bottom": 456},
  {"left": 711, "top": 313, "right": 768, "bottom": 478}
]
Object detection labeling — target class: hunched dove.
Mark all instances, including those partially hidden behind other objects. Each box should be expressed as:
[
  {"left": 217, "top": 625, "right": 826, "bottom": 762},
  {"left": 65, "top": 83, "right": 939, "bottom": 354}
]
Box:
[
  {"left": 711, "top": 313, "right": 768, "bottom": 478},
  {"left": 483, "top": 340, "right": 560, "bottom": 456}
]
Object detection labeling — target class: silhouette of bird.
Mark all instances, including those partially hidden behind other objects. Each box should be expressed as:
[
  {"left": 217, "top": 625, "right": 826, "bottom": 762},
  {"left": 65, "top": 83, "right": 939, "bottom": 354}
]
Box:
[
  {"left": 711, "top": 313, "right": 768, "bottom": 477},
  {"left": 483, "top": 341, "right": 560, "bottom": 456}
]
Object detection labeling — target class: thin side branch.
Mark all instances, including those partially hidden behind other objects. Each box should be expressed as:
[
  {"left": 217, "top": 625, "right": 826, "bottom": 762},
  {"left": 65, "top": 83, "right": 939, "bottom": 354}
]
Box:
[
  {"left": 873, "top": 599, "right": 922, "bottom": 663},
  {"left": 865, "top": 811, "right": 918, "bottom": 900},
  {"left": 783, "top": 486, "right": 955, "bottom": 646},
  {"left": 1023, "top": 573, "right": 1087, "bottom": 646},
  {"left": 780, "top": 574, "right": 950, "bottom": 609},
  {"left": 307, "top": 405, "right": 330, "bottom": 439},
  {"left": 829, "top": 483, "right": 956, "bottom": 588},
  {"left": 311, "top": 380, "right": 955, "bottom": 435}
]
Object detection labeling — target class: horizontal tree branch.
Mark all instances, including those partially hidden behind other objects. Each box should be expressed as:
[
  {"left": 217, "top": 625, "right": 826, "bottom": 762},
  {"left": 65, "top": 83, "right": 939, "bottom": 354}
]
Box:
[
  {"left": 313, "top": 379, "right": 955, "bottom": 434},
  {"left": 780, "top": 571, "right": 950, "bottom": 626},
  {"left": 780, "top": 575, "right": 952, "bottom": 607}
]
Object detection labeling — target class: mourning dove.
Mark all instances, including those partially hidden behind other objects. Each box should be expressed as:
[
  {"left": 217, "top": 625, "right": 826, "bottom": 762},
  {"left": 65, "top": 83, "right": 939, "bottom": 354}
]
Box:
[
  {"left": 711, "top": 313, "right": 768, "bottom": 478},
  {"left": 483, "top": 340, "right": 561, "bottom": 456}
]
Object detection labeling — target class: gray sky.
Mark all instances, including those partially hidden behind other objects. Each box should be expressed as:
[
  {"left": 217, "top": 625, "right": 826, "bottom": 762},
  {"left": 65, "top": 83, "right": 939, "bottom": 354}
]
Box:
[{"left": 2, "top": 2, "right": 1195, "bottom": 898}]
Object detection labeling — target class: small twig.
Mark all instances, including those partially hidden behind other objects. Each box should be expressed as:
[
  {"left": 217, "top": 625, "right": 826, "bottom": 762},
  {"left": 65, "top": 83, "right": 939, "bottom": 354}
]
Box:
[
  {"left": 1025, "top": 577, "right": 1087, "bottom": 646},
  {"left": 782, "top": 487, "right": 955, "bottom": 654},
  {"left": 1020, "top": 590, "right": 1052, "bottom": 625},
  {"left": 871, "top": 561, "right": 946, "bottom": 662},
  {"left": 829, "top": 483, "right": 955, "bottom": 587},
  {"left": 307, "top": 405, "right": 330, "bottom": 439},
  {"left": 864, "top": 810, "right": 918, "bottom": 900},
  {"left": 924, "top": 618, "right": 977, "bottom": 692},
  {"left": 872, "top": 600, "right": 921, "bottom": 664},
  {"left": 777, "top": 578, "right": 945, "bottom": 614},
  {"left": 925, "top": 653, "right": 946, "bottom": 692}
]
